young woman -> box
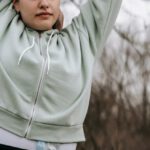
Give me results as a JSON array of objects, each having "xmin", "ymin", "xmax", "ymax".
[{"xmin": 0, "ymin": 0, "xmax": 122, "ymax": 149}]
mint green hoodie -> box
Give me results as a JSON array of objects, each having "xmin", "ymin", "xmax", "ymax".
[{"xmin": 0, "ymin": 0, "xmax": 122, "ymax": 143}]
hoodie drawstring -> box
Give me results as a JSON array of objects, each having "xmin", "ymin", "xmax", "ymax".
[
  {"xmin": 17, "ymin": 37, "xmax": 35, "ymax": 65},
  {"xmin": 17, "ymin": 31, "xmax": 55, "ymax": 75}
]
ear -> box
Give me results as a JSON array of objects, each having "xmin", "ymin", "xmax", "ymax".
[{"xmin": 13, "ymin": 0, "xmax": 20, "ymax": 12}]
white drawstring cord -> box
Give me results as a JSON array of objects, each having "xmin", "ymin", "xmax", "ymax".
[
  {"xmin": 17, "ymin": 37, "xmax": 35, "ymax": 65},
  {"xmin": 17, "ymin": 31, "xmax": 55, "ymax": 75}
]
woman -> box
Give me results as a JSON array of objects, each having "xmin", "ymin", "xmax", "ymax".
[{"xmin": 0, "ymin": 0, "xmax": 122, "ymax": 149}]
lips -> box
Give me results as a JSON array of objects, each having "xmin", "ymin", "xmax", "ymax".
[
  {"xmin": 36, "ymin": 12, "xmax": 52, "ymax": 19},
  {"xmin": 36, "ymin": 12, "xmax": 52, "ymax": 16}
]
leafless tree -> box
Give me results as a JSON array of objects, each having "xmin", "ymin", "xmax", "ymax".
[{"xmin": 61, "ymin": 1, "xmax": 150, "ymax": 149}]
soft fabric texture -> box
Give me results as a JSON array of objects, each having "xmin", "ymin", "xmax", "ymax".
[
  {"xmin": 0, "ymin": 0, "xmax": 122, "ymax": 143},
  {"xmin": 0, "ymin": 128, "xmax": 77, "ymax": 150}
]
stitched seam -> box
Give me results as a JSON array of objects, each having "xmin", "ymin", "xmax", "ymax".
[
  {"xmin": 102, "ymin": 0, "xmax": 113, "ymax": 38},
  {"xmin": 33, "ymin": 121, "xmax": 83, "ymax": 127}
]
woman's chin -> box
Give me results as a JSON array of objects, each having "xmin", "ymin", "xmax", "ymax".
[
  {"xmin": 28, "ymin": 23, "xmax": 52, "ymax": 31},
  {"xmin": 30, "ymin": 24, "xmax": 52, "ymax": 31}
]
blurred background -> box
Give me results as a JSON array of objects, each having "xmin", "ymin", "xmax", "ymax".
[{"xmin": 61, "ymin": 0, "xmax": 150, "ymax": 150}]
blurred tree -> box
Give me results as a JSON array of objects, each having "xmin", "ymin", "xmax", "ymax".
[{"xmin": 60, "ymin": 0, "xmax": 150, "ymax": 150}]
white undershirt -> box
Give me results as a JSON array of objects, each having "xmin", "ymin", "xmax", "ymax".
[{"xmin": 0, "ymin": 128, "xmax": 77, "ymax": 150}]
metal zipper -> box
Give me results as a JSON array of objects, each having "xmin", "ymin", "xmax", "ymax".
[{"xmin": 24, "ymin": 34, "xmax": 48, "ymax": 137}]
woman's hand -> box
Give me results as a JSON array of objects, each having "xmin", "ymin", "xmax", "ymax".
[{"xmin": 53, "ymin": 10, "xmax": 64, "ymax": 31}]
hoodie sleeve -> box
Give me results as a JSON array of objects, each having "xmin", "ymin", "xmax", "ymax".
[
  {"xmin": 0, "ymin": 0, "xmax": 16, "ymax": 39},
  {"xmin": 62, "ymin": 0, "xmax": 122, "ymax": 58}
]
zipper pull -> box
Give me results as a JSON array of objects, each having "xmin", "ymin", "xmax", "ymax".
[{"xmin": 39, "ymin": 33, "xmax": 42, "ymax": 56}]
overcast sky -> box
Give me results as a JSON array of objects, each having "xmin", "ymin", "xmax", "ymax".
[
  {"xmin": 120, "ymin": 0, "xmax": 150, "ymax": 21},
  {"xmin": 117, "ymin": 0, "xmax": 150, "ymax": 30}
]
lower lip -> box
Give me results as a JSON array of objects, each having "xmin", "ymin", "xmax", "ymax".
[{"xmin": 36, "ymin": 14, "xmax": 50, "ymax": 19}]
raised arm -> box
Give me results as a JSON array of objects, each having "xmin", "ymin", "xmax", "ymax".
[
  {"xmin": 62, "ymin": 0, "xmax": 122, "ymax": 57},
  {"xmin": 0, "ymin": 0, "xmax": 16, "ymax": 39}
]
